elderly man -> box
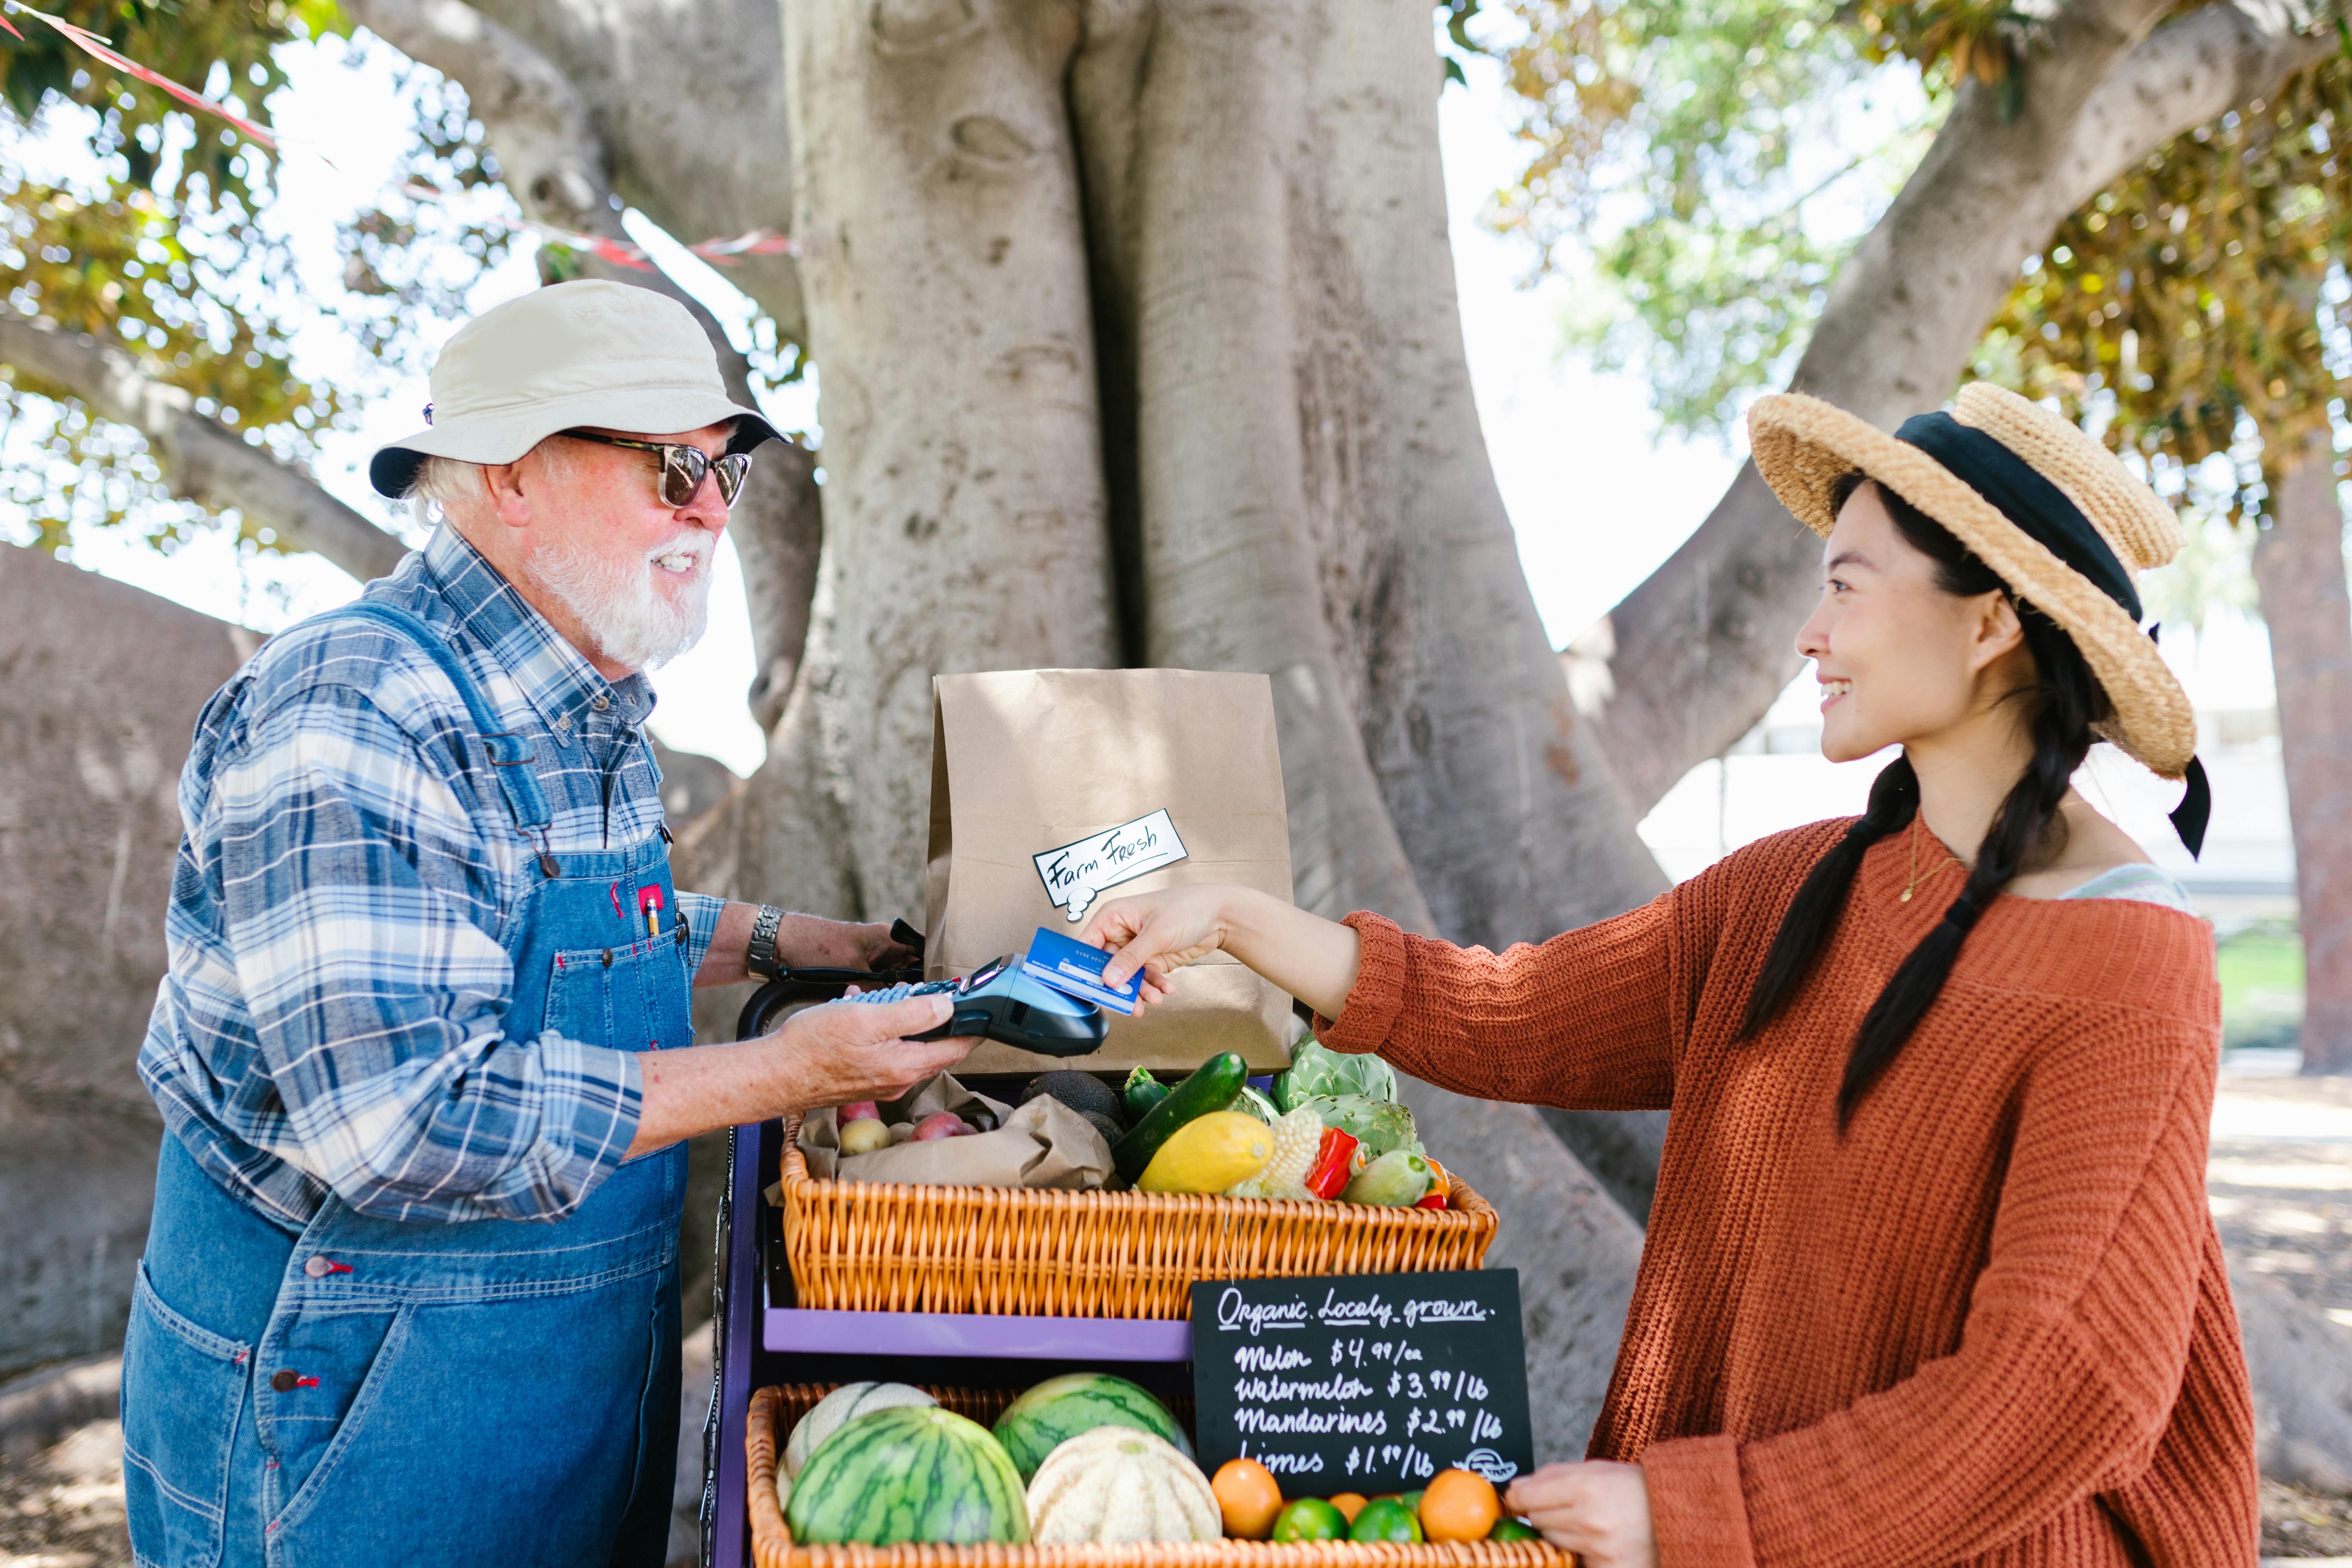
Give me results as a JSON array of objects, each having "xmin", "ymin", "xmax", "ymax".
[{"xmin": 124, "ymin": 281, "xmax": 970, "ymax": 1568}]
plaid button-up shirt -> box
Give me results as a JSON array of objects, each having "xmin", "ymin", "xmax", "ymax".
[{"xmin": 139, "ymin": 526, "xmax": 726, "ymax": 1227}]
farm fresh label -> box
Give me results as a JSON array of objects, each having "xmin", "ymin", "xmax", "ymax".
[
  {"xmin": 1187, "ymin": 1271, "xmax": 1534, "ymax": 1495},
  {"xmin": 1031, "ymin": 809, "xmax": 1188, "ymax": 922}
]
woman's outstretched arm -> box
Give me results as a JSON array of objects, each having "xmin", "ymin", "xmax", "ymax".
[
  {"xmin": 1084, "ymin": 882, "xmax": 1682, "ymax": 1113},
  {"xmin": 1087, "ymin": 884, "xmax": 1363, "ymax": 1018}
]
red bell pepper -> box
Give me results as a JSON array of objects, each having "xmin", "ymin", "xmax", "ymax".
[
  {"xmin": 1415, "ymin": 1156, "xmax": 1451, "ymax": 1210},
  {"xmin": 1304, "ymin": 1127, "xmax": 1359, "ymax": 1200}
]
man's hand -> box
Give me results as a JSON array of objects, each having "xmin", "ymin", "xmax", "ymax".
[
  {"xmin": 762, "ymin": 993, "xmax": 969, "ymax": 1108},
  {"xmin": 786, "ymin": 918, "xmax": 917, "ymax": 973},
  {"xmin": 696, "ymin": 904, "xmax": 919, "ymax": 988},
  {"xmin": 1502, "ymin": 1462, "xmax": 1656, "ymax": 1568},
  {"xmin": 625, "ymin": 992, "xmax": 970, "ymax": 1156}
]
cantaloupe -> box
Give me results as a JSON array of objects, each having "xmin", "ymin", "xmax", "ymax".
[
  {"xmin": 1025, "ymin": 1427, "xmax": 1221, "ymax": 1544},
  {"xmin": 782, "ymin": 1381, "xmax": 937, "ymax": 1478}
]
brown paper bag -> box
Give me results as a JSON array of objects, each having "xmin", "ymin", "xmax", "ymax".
[
  {"xmin": 795, "ymin": 1077, "xmax": 1113, "ymax": 1189},
  {"xmin": 926, "ymin": 669, "xmax": 1295, "ymax": 1075}
]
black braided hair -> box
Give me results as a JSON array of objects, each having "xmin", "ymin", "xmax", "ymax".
[{"xmin": 1737, "ymin": 475, "xmax": 2114, "ymax": 1128}]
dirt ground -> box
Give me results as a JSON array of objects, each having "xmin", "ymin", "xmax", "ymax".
[
  {"xmin": 5, "ymin": 1068, "xmax": 2347, "ymax": 1565},
  {"xmin": 0, "ymin": 1420, "xmax": 126, "ymax": 1568},
  {"xmin": 2266, "ymin": 1478, "xmax": 2352, "ymax": 1557}
]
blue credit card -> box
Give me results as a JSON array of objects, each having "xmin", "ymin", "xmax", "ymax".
[{"xmin": 1022, "ymin": 926, "xmax": 1142, "ymax": 1015}]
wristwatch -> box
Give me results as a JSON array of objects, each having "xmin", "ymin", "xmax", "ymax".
[{"xmin": 744, "ymin": 904, "xmax": 786, "ymax": 980}]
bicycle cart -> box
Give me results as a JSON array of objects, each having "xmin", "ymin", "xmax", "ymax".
[{"xmin": 696, "ymin": 936, "xmax": 1507, "ymax": 1568}]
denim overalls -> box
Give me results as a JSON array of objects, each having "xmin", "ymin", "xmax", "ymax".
[{"xmin": 123, "ymin": 602, "xmax": 693, "ymax": 1568}]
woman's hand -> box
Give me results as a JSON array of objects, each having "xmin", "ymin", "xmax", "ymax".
[
  {"xmin": 1503, "ymin": 1462, "xmax": 1656, "ymax": 1568},
  {"xmin": 1079, "ymin": 885, "xmax": 1236, "ymax": 1002},
  {"xmin": 1078, "ymin": 884, "xmax": 1364, "ymax": 1021}
]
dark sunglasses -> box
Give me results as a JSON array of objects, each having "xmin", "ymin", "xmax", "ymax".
[{"xmin": 559, "ymin": 429, "xmax": 752, "ymax": 507}]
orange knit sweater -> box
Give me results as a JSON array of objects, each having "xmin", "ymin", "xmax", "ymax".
[{"xmin": 1317, "ymin": 820, "xmax": 2257, "ymax": 1568}]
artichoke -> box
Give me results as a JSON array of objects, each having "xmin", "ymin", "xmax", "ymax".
[
  {"xmin": 1233, "ymin": 1084, "xmax": 1280, "ymax": 1123},
  {"xmin": 1341, "ymin": 1148, "xmax": 1433, "ymax": 1207},
  {"xmin": 1295, "ymin": 1094, "xmax": 1417, "ymax": 1160},
  {"xmin": 1274, "ymin": 1039, "xmax": 1397, "ymax": 1110}
]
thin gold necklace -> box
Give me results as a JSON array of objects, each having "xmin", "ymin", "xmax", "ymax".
[{"xmin": 1902, "ymin": 815, "xmax": 1965, "ymax": 903}]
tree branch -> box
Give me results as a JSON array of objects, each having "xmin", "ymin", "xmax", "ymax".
[
  {"xmin": 345, "ymin": 0, "xmax": 824, "ymax": 726},
  {"xmin": 1593, "ymin": 0, "xmax": 2339, "ymax": 813},
  {"xmin": 0, "ymin": 316, "xmax": 408, "ymax": 582}
]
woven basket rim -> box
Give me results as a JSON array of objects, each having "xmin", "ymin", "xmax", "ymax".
[
  {"xmin": 746, "ymin": 1386, "xmax": 1572, "ymax": 1568},
  {"xmin": 779, "ymin": 1113, "xmax": 1500, "ymax": 1229}
]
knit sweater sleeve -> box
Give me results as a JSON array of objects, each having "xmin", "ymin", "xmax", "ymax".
[
  {"xmin": 1638, "ymin": 1010, "xmax": 2219, "ymax": 1568},
  {"xmin": 1311, "ymin": 890, "xmax": 1688, "ymax": 1113}
]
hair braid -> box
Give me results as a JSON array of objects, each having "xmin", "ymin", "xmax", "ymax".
[
  {"xmin": 1740, "ymin": 475, "xmax": 2114, "ymax": 1130},
  {"xmin": 1738, "ymin": 756, "xmax": 1920, "ymax": 1039},
  {"xmin": 1834, "ymin": 618, "xmax": 2094, "ymax": 1124}
]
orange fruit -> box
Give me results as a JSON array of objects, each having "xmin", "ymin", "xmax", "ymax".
[
  {"xmin": 1212, "ymin": 1457, "xmax": 1284, "ymax": 1539},
  {"xmin": 1424, "ymin": 1158, "xmax": 1452, "ymax": 1198},
  {"xmin": 1418, "ymin": 1469, "xmax": 1502, "ymax": 1543},
  {"xmin": 1328, "ymin": 1492, "xmax": 1369, "ymax": 1524}
]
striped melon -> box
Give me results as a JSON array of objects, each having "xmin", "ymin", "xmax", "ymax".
[
  {"xmin": 782, "ymin": 1381, "xmax": 936, "ymax": 1478},
  {"xmin": 784, "ymin": 1405, "xmax": 1030, "ymax": 1546},
  {"xmin": 992, "ymin": 1373, "xmax": 1192, "ymax": 1482},
  {"xmin": 1026, "ymin": 1426, "xmax": 1221, "ymax": 1544}
]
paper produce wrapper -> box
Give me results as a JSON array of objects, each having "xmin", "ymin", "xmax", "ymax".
[
  {"xmin": 795, "ymin": 1076, "xmax": 1113, "ymax": 1189},
  {"xmin": 925, "ymin": 669, "xmax": 1296, "ymax": 1074}
]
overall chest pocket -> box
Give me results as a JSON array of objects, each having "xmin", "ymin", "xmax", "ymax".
[{"xmin": 543, "ymin": 938, "xmax": 690, "ymax": 1053}]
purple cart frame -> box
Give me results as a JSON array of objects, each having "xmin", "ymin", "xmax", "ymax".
[{"xmin": 704, "ymin": 1119, "xmax": 1196, "ymax": 1568}]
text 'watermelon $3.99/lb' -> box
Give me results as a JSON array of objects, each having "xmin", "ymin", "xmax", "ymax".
[{"xmin": 783, "ymin": 1405, "xmax": 1030, "ymax": 1546}]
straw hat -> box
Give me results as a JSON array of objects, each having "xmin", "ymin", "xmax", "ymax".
[
  {"xmin": 368, "ymin": 280, "xmax": 778, "ymax": 499},
  {"xmin": 1748, "ymin": 383, "xmax": 2196, "ymax": 781}
]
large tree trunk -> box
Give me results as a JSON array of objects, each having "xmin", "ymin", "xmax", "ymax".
[
  {"xmin": 468, "ymin": 0, "xmax": 808, "ymax": 343},
  {"xmin": 1592, "ymin": 1, "xmax": 2342, "ymax": 815},
  {"xmin": 2256, "ymin": 430, "xmax": 2352, "ymax": 1076},
  {"xmin": 701, "ymin": 0, "xmax": 1652, "ymax": 1444}
]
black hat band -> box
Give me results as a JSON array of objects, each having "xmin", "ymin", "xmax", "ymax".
[{"xmin": 1893, "ymin": 412, "xmax": 2142, "ymax": 622}]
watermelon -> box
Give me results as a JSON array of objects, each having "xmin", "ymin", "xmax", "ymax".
[
  {"xmin": 991, "ymin": 1373, "xmax": 1192, "ymax": 1482},
  {"xmin": 782, "ymin": 1381, "xmax": 937, "ymax": 1478},
  {"xmin": 784, "ymin": 1405, "xmax": 1030, "ymax": 1546}
]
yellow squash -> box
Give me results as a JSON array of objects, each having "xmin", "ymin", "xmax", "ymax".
[{"xmin": 1136, "ymin": 1111, "xmax": 1272, "ymax": 1194}]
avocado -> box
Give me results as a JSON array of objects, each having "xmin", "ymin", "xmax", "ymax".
[{"xmin": 1019, "ymin": 1070, "xmax": 1123, "ymax": 1124}]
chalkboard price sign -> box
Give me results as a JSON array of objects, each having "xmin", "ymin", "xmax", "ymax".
[{"xmin": 1188, "ymin": 1271, "xmax": 1534, "ymax": 1496}]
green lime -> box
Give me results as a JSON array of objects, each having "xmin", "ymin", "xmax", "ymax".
[
  {"xmin": 1489, "ymin": 1517, "xmax": 1541, "ymax": 1543},
  {"xmin": 1398, "ymin": 1490, "xmax": 1424, "ymax": 1517},
  {"xmin": 1271, "ymin": 1499, "xmax": 1349, "ymax": 1542},
  {"xmin": 1349, "ymin": 1497, "xmax": 1424, "ymax": 1544}
]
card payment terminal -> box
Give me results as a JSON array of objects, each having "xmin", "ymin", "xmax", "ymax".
[{"xmin": 839, "ymin": 951, "xmax": 1107, "ymax": 1056}]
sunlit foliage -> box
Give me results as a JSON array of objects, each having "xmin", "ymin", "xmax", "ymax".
[{"xmin": 1978, "ymin": 55, "xmax": 2351, "ymax": 521}]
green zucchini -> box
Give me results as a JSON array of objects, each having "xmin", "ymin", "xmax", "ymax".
[
  {"xmin": 1110, "ymin": 1052, "xmax": 1247, "ymax": 1182},
  {"xmin": 1120, "ymin": 1066, "xmax": 1169, "ymax": 1124}
]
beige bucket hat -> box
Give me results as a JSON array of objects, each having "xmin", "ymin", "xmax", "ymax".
[
  {"xmin": 1748, "ymin": 383, "xmax": 2209, "ymax": 850},
  {"xmin": 368, "ymin": 279, "xmax": 778, "ymax": 499}
]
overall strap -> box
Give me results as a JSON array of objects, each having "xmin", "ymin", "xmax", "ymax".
[{"xmin": 320, "ymin": 600, "xmax": 556, "ymax": 840}]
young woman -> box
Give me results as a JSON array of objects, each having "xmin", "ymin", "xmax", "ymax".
[{"xmin": 1081, "ymin": 384, "xmax": 2256, "ymax": 1567}]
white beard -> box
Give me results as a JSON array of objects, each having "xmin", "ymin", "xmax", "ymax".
[{"xmin": 533, "ymin": 527, "xmax": 712, "ymax": 672}]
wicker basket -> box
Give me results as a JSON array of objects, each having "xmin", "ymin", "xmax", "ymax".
[
  {"xmin": 747, "ymin": 1386, "xmax": 1571, "ymax": 1568},
  {"xmin": 777, "ymin": 1116, "xmax": 1499, "ymax": 1318}
]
